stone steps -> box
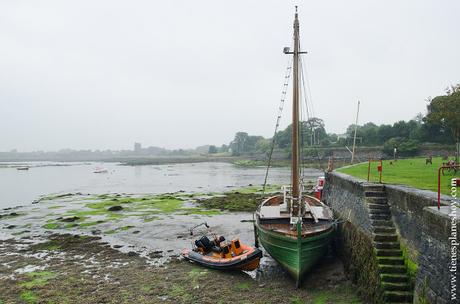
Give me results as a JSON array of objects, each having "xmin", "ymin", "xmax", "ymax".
[
  {"xmin": 377, "ymin": 256, "xmax": 405, "ymax": 265},
  {"xmin": 376, "ymin": 249, "xmax": 402, "ymax": 257},
  {"xmin": 374, "ymin": 233, "xmax": 398, "ymax": 242},
  {"xmin": 369, "ymin": 208, "xmax": 391, "ymax": 215},
  {"xmin": 364, "ymin": 184, "xmax": 385, "ymax": 190},
  {"xmin": 374, "ymin": 242, "xmax": 400, "ymax": 249},
  {"xmin": 373, "ymin": 226, "xmax": 396, "ymax": 234},
  {"xmin": 384, "ymin": 291, "xmax": 413, "ymax": 303},
  {"xmin": 366, "ymin": 197, "xmax": 388, "ymax": 205},
  {"xmin": 369, "ymin": 213, "xmax": 391, "ymax": 220},
  {"xmin": 371, "ymin": 219, "xmax": 394, "ymax": 227},
  {"xmin": 379, "ymin": 264, "xmax": 407, "ymax": 274},
  {"xmin": 364, "ymin": 184, "xmax": 413, "ymax": 303},
  {"xmin": 382, "ymin": 282, "xmax": 411, "ymax": 291},
  {"xmin": 368, "ymin": 203, "xmax": 390, "ymax": 211},
  {"xmin": 365, "ymin": 191, "xmax": 386, "ymax": 198},
  {"xmin": 380, "ymin": 274, "xmax": 408, "ymax": 283}
]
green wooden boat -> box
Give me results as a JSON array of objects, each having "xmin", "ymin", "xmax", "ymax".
[
  {"xmin": 255, "ymin": 194, "xmax": 334, "ymax": 287},
  {"xmin": 254, "ymin": 7, "xmax": 334, "ymax": 287}
]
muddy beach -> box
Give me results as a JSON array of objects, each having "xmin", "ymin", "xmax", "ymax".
[{"xmin": 0, "ymin": 186, "xmax": 362, "ymax": 304}]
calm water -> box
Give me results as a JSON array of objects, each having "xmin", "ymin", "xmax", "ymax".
[{"xmin": 0, "ymin": 162, "xmax": 322, "ymax": 209}]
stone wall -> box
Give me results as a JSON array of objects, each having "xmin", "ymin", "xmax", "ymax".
[
  {"xmin": 323, "ymin": 172, "xmax": 382, "ymax": 303},
  {"xmin": 384, "ymin": 184, "xmax": 457, "ymax": 303},
  {"xmin": 323, "ymin": 171, "xmax": 459, "ymax": 304}
]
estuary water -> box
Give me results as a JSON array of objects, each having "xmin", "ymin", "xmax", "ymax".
[{"xmin": 0, "ymin": 161, "xmax": 322, "ymax": 209}]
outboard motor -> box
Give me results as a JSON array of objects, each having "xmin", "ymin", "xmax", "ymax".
[{"xmin": 195, "ymin": 236, "xmax": 213, "ymax": 253}]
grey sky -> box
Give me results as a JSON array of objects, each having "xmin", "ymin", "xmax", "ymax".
[{"xmin": 1, "ymin": 0, "xmax": 459, "ymax": 151}]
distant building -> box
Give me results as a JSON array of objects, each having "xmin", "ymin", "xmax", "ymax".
[{"xmin": 134, "ymin": 142, "xmax": 141, "ymax": 153}]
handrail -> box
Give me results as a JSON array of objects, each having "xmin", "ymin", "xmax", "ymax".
[{"xmin": 437, "ymin": 164, "xmax": 460, "ymax": 210}]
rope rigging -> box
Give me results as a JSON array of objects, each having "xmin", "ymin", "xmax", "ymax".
[
  {"xmin": 262, "ymin": 57, "xmax": 293, "ymax": 193},
  {"xmin": 262, "ymin": 42, "xmax": 324, "ymax": 193},
  {"xmin": 300, "ymin": 56, "xmax": 324, "ymax": 173}
]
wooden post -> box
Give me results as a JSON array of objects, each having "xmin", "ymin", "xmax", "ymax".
[{"xmin": 351, "ymin": 101, "xmax": 360, "ymax": 164}]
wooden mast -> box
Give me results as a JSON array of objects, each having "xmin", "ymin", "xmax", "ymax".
[{"xmin": 291, "ymin": 7, "xmax": 300, "ymax": 203}]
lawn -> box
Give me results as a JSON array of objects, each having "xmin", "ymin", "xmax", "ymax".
[{"xmin": 337, "ymin": 157, "xmax": 459, "ymax": 195}]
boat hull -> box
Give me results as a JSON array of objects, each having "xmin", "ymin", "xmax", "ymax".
[
  {"xmin": 182, "ymin": 246, "xmax": 262, "ymax": 271},
  {"xmin": 255, "ymin": 221, "xmax": 333, "ymax": 286}
]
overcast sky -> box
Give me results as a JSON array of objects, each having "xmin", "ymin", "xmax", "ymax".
[{"xmin": 1, "ymin": 0, "xmax": 459, "ymax": 151}]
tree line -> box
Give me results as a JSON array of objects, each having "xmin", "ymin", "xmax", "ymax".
[{"xmin": 209, "ymin": 84, "xmax": 460, "ymax": 158}]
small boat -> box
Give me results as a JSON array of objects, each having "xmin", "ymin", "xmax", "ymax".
[
  {"xmin": 17, "ymin": 166, "xmax": 30, "ymax": 171},
  {"xmin": 93, "ymin": 167, "xmax": 108, "ymax": 174},
  {"xmin": 254, "ymin": 7, "xmax": 334, "ymax": 287},
  {"xmin": 182, "ymin": 223, "xmax": 262, "ymax": 271}
]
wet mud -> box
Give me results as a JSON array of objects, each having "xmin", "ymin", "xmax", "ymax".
[{"xmin": 0, "ymin": 186, "xmax": 362, "ymax": 304}]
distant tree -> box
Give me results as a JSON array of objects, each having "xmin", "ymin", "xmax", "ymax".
[
  {"xmin": 425, "ymin": 85, "xmax": 460, "ymax": 162},
  {"xmin": 230, "ymin": 132, "xmax": 249, "ymax": 155},
  {"xmin": 208, "ymin": 145, "xmax": 218, "ymax": 154},
  {"xmin": 255, "ymin": 138, "xmax": 271, "ymax": 155},
  {"xmin": 274, "ymin": 125, "xmax": 292, "ymax": 149},
  {"xmin": 219, "ymin": 144, "xmax": 229, "ymax": 153},
  {"xmin": 276, "ymin": 118, "xmax": 327, "ymax": 149},
  {"xmin": 229, "ymin": 132, "xmax": 265, "ymax": 155},
  {"xmin": 305, "ymin": 118, "xmax": 327, "ymax": 146},
  {"xmin": 361, "ymin": 122, "xmax": 379, "ymax": 145},
  {"xmin": 377, "ymin": 124, "xmax": 394, "ymax": 144},
  {"xmin": 245, "ymin": 135, "xmax": 264, "ymax": 152},
  {"xmin": 383, "ymin": 137, "xmax": 420, "ymax": 157}
]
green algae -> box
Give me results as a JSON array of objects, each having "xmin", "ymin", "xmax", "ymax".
[
  {"xmin": 230, "ymin": 184, "xmax": 280, "ymax": 194},
  {"xmin": 40, "ymin": 193, "xmax": 74, "ymax": 201},
  {"xmin": 78, "ymin": 221, "xmax": 105, "ymax": 228},
  {"xmin": 0, "ymin": 212, "xmax": 24, "ymax": 220},
  {"xmin": 47, "ymin": 205, "xmax": 64, "ymax": 209},
  {"xmin": 104, "ymin": 225, "xmax": 135, "ymax": 234},
  {"xmin": 148, "ymin": 198, "xmax": 183, "ymax": 212},
  {"xmin": 20, "ymin": 271, "xmax": 57, "ymax": 289},
  {"xmin": 197, "ymin": 192, "xmax": 264, "ymax": 212},
  {"xmin": 142, "ymin": 216, "xmax": 158, "ymax": 222},
  {"xmin": 31, "ymin": 240, "xmax": 61, "ymax": 251},
  {"xmin": 35, "ymin": 186, "xmax": 280, "ymax": 235},
  {"xmin": 177, "ymin": 208, "xmax": 221, "ymax": 215},
  {"xmin": 43, "ymin": 223, "xmax": 60, "ymax": 229}
]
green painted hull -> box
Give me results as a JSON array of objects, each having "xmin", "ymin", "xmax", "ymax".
[{"xmin": 255, "ymin": 221, "xmax": 333, "ymax": 286}]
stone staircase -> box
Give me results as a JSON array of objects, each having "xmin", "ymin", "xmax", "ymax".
[{"xmin": 364, "ymin": 185, "xmax": 414, "ymax": 304}]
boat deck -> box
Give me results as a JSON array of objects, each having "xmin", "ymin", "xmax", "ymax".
[{"xmin": 256, "ymin": 194, "xmax": 334, "ymax": 237}]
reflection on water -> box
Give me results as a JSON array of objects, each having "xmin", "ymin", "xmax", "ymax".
[{"xmin": 0, "ymin": 162, "xmax": 322, "ymax": 209}]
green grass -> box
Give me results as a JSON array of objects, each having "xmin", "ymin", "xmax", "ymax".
[
  {"xmin": 309, "ymin": 287, "xmax": 362, "ymax": 304},
  {"xmin": 234, "ymin": 282, "xmax": 251, "ymax": 291},
  {"xmin": 338, "ymin": 157, "xmax": 459, "ymax": 195}
]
